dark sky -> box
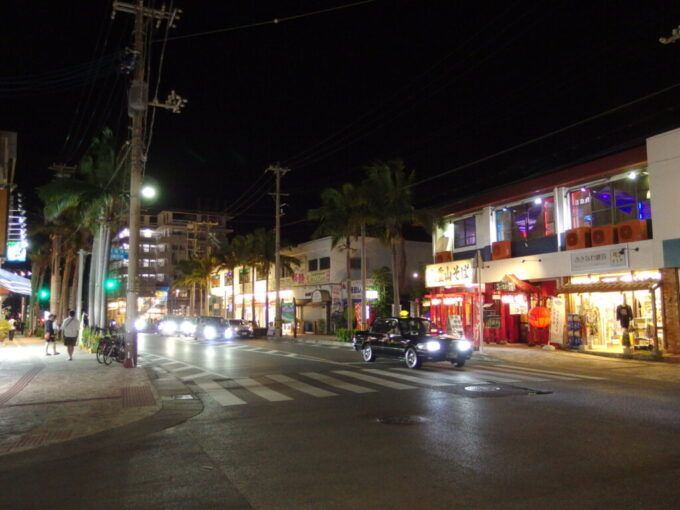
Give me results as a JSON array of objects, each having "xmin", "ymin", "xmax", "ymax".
[{"xmin": 3, "ymin": 1, "xmax": 680, "ymax": 242}]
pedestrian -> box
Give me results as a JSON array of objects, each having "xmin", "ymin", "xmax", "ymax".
[
  {"xmin": 61, "ymin": 310, "xmax": 79, "ymax": 360},
  {"xmin": 8, "ymin": 316, "xmax": 16, "ymax": 341},
  {"xmin": 45, "ymin": 314, "xmax": 59, "ymax": 356}
]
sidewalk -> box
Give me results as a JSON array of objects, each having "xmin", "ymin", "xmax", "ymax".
[{"xmin": 0, "ymin": 336, "xmax": 198, "ymax": 461}]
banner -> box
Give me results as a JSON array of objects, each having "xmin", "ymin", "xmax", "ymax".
[{"xmin": 549, "ymin": 297, "xmax": 566, "ymax": 344}]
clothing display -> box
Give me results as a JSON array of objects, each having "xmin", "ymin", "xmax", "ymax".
[{"xmin": 616, "ymin": 304, "xmax": 633, "ymax": 328}]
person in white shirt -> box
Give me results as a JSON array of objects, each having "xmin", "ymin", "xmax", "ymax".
[
  {"xmin": 61, "ymin": 310, "xmax": 80, "ymax": 361},
  {"xmin": 8, "ymin": 317, "xmax": 16, "ymax": 340}
]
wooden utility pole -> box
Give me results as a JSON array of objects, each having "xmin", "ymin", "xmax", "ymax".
[
  {"xmin": 113, "ymin": 0, "xmax": 181, "ymax": 367},
  {"xmin": 266, "ymin": 164, "xmax": 289, "ymax": 336}
]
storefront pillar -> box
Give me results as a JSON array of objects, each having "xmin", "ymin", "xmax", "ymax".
[{"xmin": 660, "ymin": 268, "xmax": 680, "ymax": 354}]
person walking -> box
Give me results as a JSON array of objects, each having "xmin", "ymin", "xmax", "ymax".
[
  {"xmin": 45, "ymin": 314, "xmax": 59, "ymax": 356},
  {"xmin": 61, "ymin": 310, "xmax": 79, "ymax": 361},
  {"xmin": 8, "ymin": 316, "xmax": 16, "ymax": 341}
]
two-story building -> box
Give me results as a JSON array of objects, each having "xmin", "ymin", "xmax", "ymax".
[
  {"xmin": 210, "ymin": 236, "xmax": 432, "ymax": 335},
  {"xmin": 426, "ymin": 127, "xmax": 680, "ymax": 355}
]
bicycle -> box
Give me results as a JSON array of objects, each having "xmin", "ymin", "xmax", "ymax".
[
  {"xmin": 96, "ymin": 337, "xmax": 111, "ymax": 364},
  {"xmin": 103, "ymin": 335, "xmax": 127, "ymax": 365}
]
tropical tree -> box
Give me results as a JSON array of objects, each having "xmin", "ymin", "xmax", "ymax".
[
  {"xmin": 37, "ymin": 127, "xmax": 127, "ymax": 327},
  {"xmin": 363, "ymin": 159, "xmax": 436, "ymax": 313},
  {"xmin": 173, "ymin": 255, "xmax": 220, "ymax": 316},
  {"xmin": 216, "ymin": 237, "xmax": 242, "ymax": 318},
  {"xmin": 247, "ymin": 228, "xmax": 299, "ymax": 328},
  {"xmin": 27, "ymin": 244, "xmax": 50, "ymax": 334},
  {"xmin": 307, "ymin": 183, "xmax": 362, "ymax": 330}
]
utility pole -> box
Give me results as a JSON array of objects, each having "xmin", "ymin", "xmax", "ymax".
[
  {"xmin": 113, "ymin": 0, "xmax": 182, "ymax": 367},
  {"xmin": 266, "ymin": 164, "xmax": 289, "ymax": 337}
]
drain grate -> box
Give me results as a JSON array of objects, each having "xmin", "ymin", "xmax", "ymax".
[{"xmin": 376, "ymin": 415, "xmax": 429, "ymax": 425}]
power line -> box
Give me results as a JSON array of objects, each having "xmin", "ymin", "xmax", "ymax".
[
  {"xmin": 162, "ymin": 0, "xmax": 377, "ymax": 43},
  {"xmin": 409, "ymin": 80, "xmax": 680, "ymax": 189}
]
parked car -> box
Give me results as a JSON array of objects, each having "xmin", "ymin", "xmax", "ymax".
[
  {"xmin": 352, "ymin": 316, "xmax": 473, "ymax": 369},
  {"xmin": 224, "ymin": 319, "xmax": 255, "ymax": 339}
]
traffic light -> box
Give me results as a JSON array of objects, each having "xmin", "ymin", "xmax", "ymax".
[
  {"xmin": 105, "ymin": 278, "xmax": 118, "ymax": 291},
  {"xmin": 38, "ymin": 288, "xmax": 49, "ymax": 300}
]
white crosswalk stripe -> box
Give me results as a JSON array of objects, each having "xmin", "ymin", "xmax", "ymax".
[
  {"xmin": 232, "ymin": 377, "xmax": 292, "ymax": 401},
  {"xmin": 196, "ymin": 380, "xmax": 246, "ymax": 406},
  {"xmin": 266, "ymin": 374, "xmax": 337, "ymax": 397},
  {"xmin": 392, "ymin": 367, "xmax": 491, "ymax": 384},
  {"xmin": 302, "ymin": 372, "xmax": 376, "ymax": 394},
  {"xmin": 333, "ymin": 370, "xmax": 415, "ymax": 390},
  {"xmin": 489, "ymin": 364, "xmax": 606, "ymax": 380},
  {"xmin": 471, "ymin": 366, "xmax": 549, "ymax": 382},
  {"xmin": 362, "ymin": 369, "xmax": 453, "ymax": 387}
]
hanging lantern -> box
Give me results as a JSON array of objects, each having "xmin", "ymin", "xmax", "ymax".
[{"xmin": 528, "ymin": 306, "xmax": 551, "ymax": 328}]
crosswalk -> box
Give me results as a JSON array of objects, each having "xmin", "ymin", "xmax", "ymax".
[{"xmin": 140, "ymin": 351, "xmax": 605, "ymax": 408}]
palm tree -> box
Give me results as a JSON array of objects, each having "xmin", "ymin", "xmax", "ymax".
[
  {"xmin": 37, "ymin": 128, "xmax": 127, "ymax": 327},
  {"xmin": 308, "ymin": 183, "xmax": 362, "ymax": 330},
  {"xmin": 363, "ymin": 159, "xmax": 435, "ymax": 313},
  {"xmin": 216, "ymin": 237, "xmax": 242, "ymax": 318},
  {"xmin": 174, "ymin": 255, "xmax": 220, "ymax": 316},
  {"xmin": 27, "ymin": 244, "xmax": 50, "ymax": 334},
  {"xmin": 248, "ymin": 228, "xmax": 299, "ymax": 328}
]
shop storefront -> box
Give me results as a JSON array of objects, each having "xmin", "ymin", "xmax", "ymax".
[{"xmin": 556, "ymin": 271, "xmax": 662, "ymax": 351}]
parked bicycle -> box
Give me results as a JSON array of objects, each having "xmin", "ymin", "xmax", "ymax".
[{"xmin": 96, "ymin": 333, "xmax": 127, "ymax": 365}]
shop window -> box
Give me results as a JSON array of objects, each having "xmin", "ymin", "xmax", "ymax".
[
  {"xmin": 570, "ymin": 173, "xmax": 650, "ymax": 228},
  {"xmin": 319, "ymin": 257, "xmax": 331, "ymax": 270},
  {"xmin": 454, "ymin": 217, "xmax": 476, "ymax": 248},
  {"xmin": 495, "ymin": 197, "xmax": 555, "ymax": 242},
  {"xmin": 308, "ymin": 259, "xmax": 318, "ymax": 272}
]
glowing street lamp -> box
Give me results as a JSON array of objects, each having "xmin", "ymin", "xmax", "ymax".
[{"xmin": 141, "ymin": 184, "xmax": 157, "ymax": 200}]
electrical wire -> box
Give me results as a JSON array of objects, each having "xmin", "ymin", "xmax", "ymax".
[
  {"xmin": 161, "ymin": 0, "xmax": 377, "ymax": 43},
  {"xmin": 409, "ymin": 80, "xmax": 680, "ymax": 189},
  {"xmin": 223, "ymin": 172, "xmax": 273, "ymax": 213},
  {"xmin": 282, "ymin": 2, "xmax": 533, "ymax": 170}
]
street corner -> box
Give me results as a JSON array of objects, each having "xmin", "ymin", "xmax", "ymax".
[{"xmin": 0, "ymin": 344, "xmax": 163, "ymax": 461}]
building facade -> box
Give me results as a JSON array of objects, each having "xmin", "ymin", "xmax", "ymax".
[
  {"xmin": 107, "ymin": 208, "xmax": 231, "ymax": 324},
  {"xmin": 210, "ymin": 236, "xmax": 432, "ymax": 334},
  {"xmin": 427, "ymin": 127, "xmax": 680, "ymax": 355}
]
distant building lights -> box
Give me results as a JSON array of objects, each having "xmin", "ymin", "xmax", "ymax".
[{"xmin": 534, "ymin": 197, "xmax": 543, "ymax": 205}]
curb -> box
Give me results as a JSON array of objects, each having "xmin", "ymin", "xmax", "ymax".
[{"xmin": 0, "ymin": 365, "xmax": 203, "ymax": 472}]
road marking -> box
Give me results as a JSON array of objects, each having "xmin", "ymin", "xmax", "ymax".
[
  {"xmin": 232, "ymin": 377, "xmax": 292, "ymax": 401},
  {"xmin": 172, "ymin": 366, "xmax": 199, "ymax": 374},
  {"xmin": 333, "ymin": 370, "xmax": 415, "ymax": 390},
  {"xmin": 488, "ymin": 364, "xmax": 606, "ymax": 380},
  {"xmin": 472, "ymin": 366, "xmax": 548, "ymax": 382},
  {"xmin": 180, "ymin": 372, "xmax": 213, "ymax": 381},
  {"xmin": 265, "ymin": 350, "xmax": 279, "ymax": 354},
  {"xmin": 195, "ymin": 380, "xmax": 246, "ymax": 406},
  {"xmin": 302, "ymin": 372, "xmax": 376, "ymax": 394},
  {"xmin": 161, "ymin": 362, "xmax": 185, "ymax": 369},
  {"xmin": 266, "ymin": 374, "xmax": 337, "ymax": 397},
  {"xmin": 362, "ymin": 369, "xmax": 452, "ymax": 387},
  {"xmin": 392, "ymin": 368, "xmax": 489, "ymax": 384}
]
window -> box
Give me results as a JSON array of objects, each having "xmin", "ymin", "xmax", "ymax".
[
  {"xmin": 495, "ymin": 197, "xmax": 555, "ymax": 242},
  {"xmin": 454, "ymin": 217, "xmax": 476, "ymax": 248},
  {"xmin": 308, "ymin": 259, "xmax": 318, "ymax": 271},
  {"xmin": 281, "ymin": 266, "xmax": 294, "ymax": 278},
  {"xmin": 319, "ymin": 257, "xmax": 331, "ymax": 270},
  {"xmin": 350, "ymin": 257, "xmax": 361, "ymax": 270},
  {"xmin": 239, "ymin": 269, "xmax": 250, "ymax": 283},
  {"xmin": 570, "ymin": 173, "xmax": 650, "ymax": 228}
]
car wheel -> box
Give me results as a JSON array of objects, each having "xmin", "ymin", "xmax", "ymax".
[
  {"xmin": 362, "ymin": 344, "xmax": 376, "ymax": 362},
  {"xmin": 453, "ymin": 358, "xmax": 466, "ymax": 368},
  {"xmin": 405, "ymin": 347, "xmax": 421, "ymax": 369}
]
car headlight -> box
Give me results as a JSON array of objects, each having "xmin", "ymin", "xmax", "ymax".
[
  {"xmin": 180, "ymin": 320, "xmax": 194, "ymax": 334},
  {"xmin": 134, "ymin": 318, "xmax": 147, "ymax": 332},
  {"xmin": 224, "ymin": 327, "xmax": 233, "ymax": 339},
  {"xmin": 424, "ymin": 340, "xmax": 441, "ymax": 352},
  {"xmin": 203, "ymin": 325, "xmax": 217, "ymax": 340},
  {"xmin": 163, "ymin": 321, "xmax": 178, "ymax": 335},
  {"xmin": 456, "ymin": 339, "xmax": 472, "ymax": 351}
]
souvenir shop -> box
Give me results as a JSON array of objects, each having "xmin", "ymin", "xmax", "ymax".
[{"xmin": 556, "ymin": 271, "xmax": 663, "ymax": 351}]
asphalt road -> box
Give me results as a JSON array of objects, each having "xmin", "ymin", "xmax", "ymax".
[{"xmin": 2, "ymin": 333, "xmax": 680, "ymax": 510}]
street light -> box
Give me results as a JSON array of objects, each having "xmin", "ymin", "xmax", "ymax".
[{"xmin": 141, "ymin": 184, "xmax": 157, "ymax": 200}]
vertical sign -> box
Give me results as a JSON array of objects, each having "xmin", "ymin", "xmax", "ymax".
[{"xmin": 549, "ymin": 297, "xmax": 566, "ymax": 344}]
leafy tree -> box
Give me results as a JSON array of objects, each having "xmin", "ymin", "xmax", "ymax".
[
  {"xmin": 174, "ymin": 255, "xmax": 220, "ymax": 316},
  {"xmin": 308, "ymin": 183, "xmax": 362, "ymax": 330},
  {"xmin": 370, "ymin": 266, "xmax": 393, "ymax": 318}
]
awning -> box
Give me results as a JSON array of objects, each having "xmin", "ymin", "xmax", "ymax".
[
  {"xmin": 0, "ymin": 268, "xmax": 31, "ymax": 296},
  {"xmin": 503, "ymin": 274, "xmax": 541, "ymax": 294},
  {"xmin": 557, "ymin": 279, "xmax": 660, "ymax": 294}
]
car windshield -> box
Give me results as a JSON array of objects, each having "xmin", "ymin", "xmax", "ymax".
[
  {"xmin": 228, "ymin": 319, "xmax": 247, "ymax": 326},
  {"xmin": 398, "ymin": 318, "xmax": 431, "ymax": 336},
  {"xmin": 370, "ymin": 319, "xmax": 399, "ymax": 335},
  {"xmin": 200, "ymin": 317, "xmax": 223, "ymax": 326}
]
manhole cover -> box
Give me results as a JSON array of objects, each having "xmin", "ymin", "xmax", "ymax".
[
  {"xmin": 376, "ymin": 416, "xmax": 428, "ymax": 425},
  {"xmin": 465, "ymin": 385, "xmax": 502, "ymax": 393}
]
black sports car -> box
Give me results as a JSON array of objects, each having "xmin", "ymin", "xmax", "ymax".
[{"xmin": 352, "ymin": 317, "xmax": 473, "ymax": 369}]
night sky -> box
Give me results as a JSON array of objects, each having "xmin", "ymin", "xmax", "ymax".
[{"xmin": 3, "ymin": 1, "xmax": 680, "ymax": 242}]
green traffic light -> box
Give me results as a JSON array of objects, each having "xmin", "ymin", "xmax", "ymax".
[
  {"xmin": 105, "ymin": 279, "xmax": 118, "ymax": 291},
  {"xmin": 39, "ymin": 289, "xmax": 50, "ymax": 300}
]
